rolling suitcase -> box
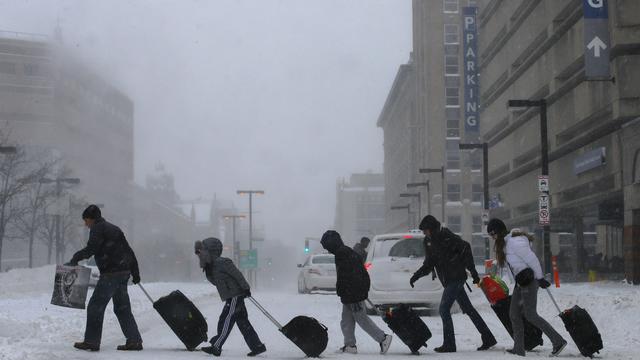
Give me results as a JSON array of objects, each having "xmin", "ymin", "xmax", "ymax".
[
  {"xmin": 249, "ymin": 297, "xmax": 328, "ymax": 357},
  {"xmin": 366, "ymin": 300, "xmax": 431, "ymax": 354},
  {"xmin": 492, "ymin": 296, "xmax": 544, "ymax": 351},
  {"xmin": 545, "ymin": 289, "xmax": 603, "ymax": 358},
  {"xmin": 138, "ymin": 284, "xmax": 208, "ymax": 351}
]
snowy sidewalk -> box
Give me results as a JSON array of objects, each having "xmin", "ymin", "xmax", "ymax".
[{"xmin": 1, "ymin": 265, "xmax": 639, "ymax": 359}]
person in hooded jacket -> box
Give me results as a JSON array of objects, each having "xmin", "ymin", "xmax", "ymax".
[
  {"xmin": 320, "ymin": 230, "xmax": 392, "ymax": 355},
  {"xmin": 65, "ymin": 205, "xmax": 142, "ymax": 352},
  {"xmin": 352, "ymin": 237, "xmax": 370, "ymax": 264},
  {"xmin": 487, "ymin": 218, "xmax": 567, "ymax": 357},
  {"xmin": 410, "ymin": 215, "xmax": 496, "ymax": 353},
  {"xmin": 195, "ymin": 237, "xmax": 266, "ymax": 357}
]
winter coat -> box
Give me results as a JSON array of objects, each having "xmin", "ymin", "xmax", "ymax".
[
  {"xmin": 200, "ymin": 238, "xmax": 250, "ymax": 301},
  {"xmin": 70, "ymin": 217, "xmax": 140, "ymax": 278},
  {"xmin": 321, "ymin": 231, "xmax": 370, "ymax": 304},
  {"xmin": 352, "ymin": 243, "xmax": 368, "ymax": 263},
  {"xmin": 413, "ymin": 227, "xmax": 478, "ymax": 287},
  {"xmin": 503, "ymin": 231, "xmax": 544, "ymax": 280}
]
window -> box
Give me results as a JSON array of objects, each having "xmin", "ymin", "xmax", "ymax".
[
  {"xmin": 469, "ymin": 151, "xmax": 482, "ymax": 170},
  {"xmin": 444, "ymin": 24, "xmax": 459, "ymax": 44},
  {"xmin": 445, "ymin": 55, "xmax": 459, "ymax": 75},
  {"xmin": 444, "ymin": 75, "xmax": 459, "ymax": 87},
  {"xmin": 312, "ymin": 255, "xmax": 335, "ymax": 264},
  {"xmin": 374, "ymin": 237, "xmax": 425, "ymax": 259},
  {"xmin": 0, "ymin": 61, "xmax": 16, "ymax": 74},
  {"xmin": 446, "ymin": 139, "xmax": 461, "ymax": 169},
  {"xmin": 447, "ymin": 216, "xmax": 462, "ymax": 233},
  {"xmin": 23, "ymin": 63, "xmax": 40, "ymax": 76},
  {"xmin": 447, "ymin": 183, "xmax": 461, "ymax": 202},
  {"xmin": 447, "ymin": 120, "xmax": 460, "ymax": 137},
  {"xmin": 444, "ymin": 44, "xmax": 459, "ymax": 55},
  {"xmin": 445, "ymin": 87, "xmax": 459, "ymax": 107},
  {"xmin": 443, "ymin": 0, "xmax": 459, "ymax": 13},
  {"xmin": 472, "ymin": 216, "xmax": 483, "ymax": 233},
  {"xmin": 472, "ymin": 183, "xmax": 483, "ymax": 203}
]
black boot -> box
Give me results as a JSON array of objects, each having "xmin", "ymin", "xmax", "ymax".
[
  {"xmin": 477, "ymin": 337, "xmax": 497, "ymax": 351},
  {"xmin": 247, "ymin": 344, "xmax": 266, "ymax": 357},
  {"xmin": 74, "ymin": 341, "xmax": 100, "ymax": 352},
  {"xmin": 201, "ymin": 346, "xmax": 221, "ymax": 356},
  {"xmin": 117, "ymin": 341, "xmax": 143, "ymax": 351},
  {"xmin": 434, "ymin": 345, "xmax": 456, "ymax": 353}
]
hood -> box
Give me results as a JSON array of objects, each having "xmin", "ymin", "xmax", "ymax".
[
  {"xmin": 197, "ymin": 237, "xmax": 222, "ymax": 268},
  {"xmin": 320, "ymin": 230, "xmax": 343, "ymax": 254}
]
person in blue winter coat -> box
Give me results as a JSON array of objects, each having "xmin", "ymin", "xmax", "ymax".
[
  {"xmin": 195, "ymin": 237, "xmax": 266, "ymax": 357},
  {"xmin": 487, "ymin": 218, "xmax": 567, "ymax": 357}
]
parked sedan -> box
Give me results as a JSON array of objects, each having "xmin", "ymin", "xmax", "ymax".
[
  {"xmin": 297, "ymin": 254, "xmax": 336, "ymax": 293},
  {"xmin": 365, "ymin": 230, "xmax": 444, "ymax": 314}
]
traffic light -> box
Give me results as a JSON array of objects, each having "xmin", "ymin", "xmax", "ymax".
[{"xmin": 304, "ymin": 239, "xmax": 310, "ymax": 253}]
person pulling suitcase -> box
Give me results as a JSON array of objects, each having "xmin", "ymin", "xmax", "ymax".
[
  {"xmin": 195, "ymin": 238, "xmax": 266, "ymax": 357},
  {"xmin": 487, "ymin": 218, "xmax": 567, "ymax": 357},
  {"xmin": 320, "ymin": 230, "xmax": 393, "ymax": 355}
]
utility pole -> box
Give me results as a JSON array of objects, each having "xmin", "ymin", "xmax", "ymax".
[
  {"xmin": 459, "ymin": 142, "xmax": 490, "ymax": 259},
  {"xmin": 419, "ymin": 166, "xmax": 446, "ymax": 222},
  {"xmin": 390, "ymin": 204, "xmax": 412, "ymax": 229},
  {"xmin": 407, "ymin": 181, "xmax": 430, "ymax": 216},
  {"xmin": 236, "ymin": 190, "xmax": 264, "ymax": 287},
  {"xmin": 223, "ymin": 214, "xmax": 245, "ymax": 265}
]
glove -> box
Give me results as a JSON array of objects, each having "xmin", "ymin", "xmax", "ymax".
[
  {"xmin": 473, "ymin": 276, "xmax": 481, "ymax": 285},
  {"xmin": 64, "ymin": 261, "xmax": 77, "ymax": 266},
  {"xmin": 538, "ymin": 278, "xmax": 551, "ymax": 289},
  {"xmin": 244, "ymin": 290, "xmax": 252, "ymax": 298},
  {"xmin": 132, "ymin": 273, "xmax": 141, "ymax": 284},
  {"xmin": 409, "ymin": 273, "xmax": 420, "ymax": 288}
]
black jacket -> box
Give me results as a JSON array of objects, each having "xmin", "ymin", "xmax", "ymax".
[
  {"xmin": 70, "ymin": 217, "xmax": 140, "ymax": 278},
  {"xmin": 321, "ymin": 231, "xmax": 370, "ymax": 304},
  {"xmin": 200, "ymin": 238, "xmax": 250, "ymax": 301},
  {"xmin": 413, "ymin": 227, "xmax": 478, "ymax": 287}
]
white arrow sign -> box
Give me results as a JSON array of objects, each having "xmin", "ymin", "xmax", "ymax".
[{"xmin": 587, "ymin": 36, "xmax": 607, "ymax": 57}]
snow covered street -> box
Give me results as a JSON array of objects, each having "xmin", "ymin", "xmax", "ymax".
[{"xmin": 1, "ymin": 265, "xmax": 639, "ymax": 359}]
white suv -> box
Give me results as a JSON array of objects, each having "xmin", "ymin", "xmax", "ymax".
[
  {"xmin": 365, "ymin": 230, "xmax": 443, "ymax": 313},
  {"xmin": 297, "ymin": 253, "xmax": 336, "ymax": 293}
]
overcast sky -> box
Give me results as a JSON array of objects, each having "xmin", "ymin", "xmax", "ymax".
[{"xmin": 0, "ymin": 0, "xmax": 412, "ymax": 246}]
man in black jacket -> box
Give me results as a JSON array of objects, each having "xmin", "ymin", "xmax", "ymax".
[
  {"xmin": 410, "ymin": 215, "xmax": 496, "ymax": 353},
  {"xmin": 65, "ymin": 205, "xmax": 142, "ymax": 352},
  {"xmin": 321, "ymin": 230, "xmax": 392, "ymax": 355}
]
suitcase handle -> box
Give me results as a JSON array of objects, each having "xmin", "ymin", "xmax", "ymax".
[
  {"xmin": 138, "ymin": 283, "xmax": 155, "ymax": 304},
  {"xmin": 365, "ymin": 299, "xmax": 384, "ymax": 317},
  {"xmin": 544, "ymin": 288, "xmax": 562, "ymax": 315},
  {"xmin": 247, "ymin": 296, "xmax": 283, "ymax": 330}
]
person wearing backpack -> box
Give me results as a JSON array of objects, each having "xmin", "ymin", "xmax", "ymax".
[
  {"xmin": 195, "ymin": 238, "xmax": 266, "ymax": 357},
  {"xmin": 410, "ymin": 215, "xmax": 496, "ymax": 353},
  {"xmin": 320, "ymin": 230, "xmax": 393, "ymax": 355},
  {"xmin": 487, "ymin": 218, "xmax": 567, "ymax": 357}
]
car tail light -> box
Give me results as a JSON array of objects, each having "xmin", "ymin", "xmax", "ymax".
[
  {"xmin": 364, "ymin": 262, "xmax": 372, "ymax": 271},
  {"xmin": 403, "ymin": 235, "xmax": 413, "ymax": 239},
  {"xmin": 308, "ymin": 268, "xmax": 322, "ymax": 275}
]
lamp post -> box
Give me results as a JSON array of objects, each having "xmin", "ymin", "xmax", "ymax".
[
  {"xmin": 399, "ymin": 193, "xmax": 421, "ymax": 226},
  {"xmin": 223, "ymin": 214, "xmax": 245, "ymax": 265},
  {"xmin": 419, "ymin": 166, "xmax": 446, "ymax": 222},
  {"xmin": 507, "ymin": 98, "xmax": 551, "ymax": 274},
  {"xmin": 236, "ymin": 190, "xmax": 264, "ymax": 287},
  {"xmin": 40, "ymin": 177, "xmax": 80, "ymax": 264},
  {"xmin": 459, "ymin": 142, "xmax": 490, "ymax": 259},
  {"xmin": 407, "ymin": 181, "xmax": 430, "ymax": 216},
  {"xmin": 390, "ymin": 204, "xmax": 412, "ymax": 229}
]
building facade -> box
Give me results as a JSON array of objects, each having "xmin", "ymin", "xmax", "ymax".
[
  {"xmin": 334, "ymin": 173, "xmax": 386, "ymax": 245},
  {"xmin": 476, "ymin": 0, "xmax": 640, "ymax": 283},
  {"xmin": 0, "ymin": 31, "xmax": 135, "ymax": 268}
]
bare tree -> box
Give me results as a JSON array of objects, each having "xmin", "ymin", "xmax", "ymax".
[{"xmin": 13, "ymin": 159, "xmax": 58, "ymax": 268}]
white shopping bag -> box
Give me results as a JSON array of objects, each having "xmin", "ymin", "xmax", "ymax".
[{"xmin": 50, "ymin": 265, "xmax": 91, "ymax": 309}]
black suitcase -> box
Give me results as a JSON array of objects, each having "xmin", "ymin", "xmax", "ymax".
[
  {"xmin": 492, "ymin": 296, "xmax": 544, "ymax": 351},
  {"xmin": 139, "ymin": 285, "xmax": 208, "ymax": 351},
  {"xmin": 280, "ymin": 316, "xmax": 329, "ymax": 357},
  {"xmin": 545, "ymin": 289, "xmax": 603, "ymax": 358},
  {"xmin": 380, "ymin": 304, "xmax": 431, "ymax": 354},
  {"xmin": 249, "ymin": 297, "xmax": 328, "ymax": 357}
]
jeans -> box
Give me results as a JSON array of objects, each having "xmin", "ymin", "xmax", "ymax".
[
  {"xmin": 341, "ymin": 301, "xmax": 386, "ymax": 346},
  {"xmin": 510, "ymin": 281, "xmax": 565, "ymax": 355},
  {"xmin": 439, "ymin": 281, "xmax": 495, "ymax": 348},
  {"xmin": 210, "ymin": 296, "xmax": 263, "ymax": 351},
  {"xmin": 84, "ymin": 273, "xmax": 141, "ymax": 345}
]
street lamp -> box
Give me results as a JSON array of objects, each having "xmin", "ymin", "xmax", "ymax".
[
  {"xmin": 236, "ymin": 190, "xmax": 264, "ymax": 287},
  {"xmin": 507, "ymin": 98, "xmax": 551, "ymax": 274},
  {"xmin": 223, "ymin": 214, "xmax": 245, "ymax": 265},
  {"xmin": 399, "ymin": 192, "xmax": 421, "ymax": 222},
  {"xmin": 419, "ymin": 166, "xmax": 446, "ymax": 221},
  {"xmin": 390, "ymin": 204, "xmax": 412, "ymax": 229},
  {"xmin": 406, "ymin": 181, "xmax": 430, "ymax": 216},
  {"xmin": 459, "ymin": 142, "xmax": 490, "ymax": 259},
  {"xmin": 40, "ymin": 177, "xmax": 81, "ymax": 264}
]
